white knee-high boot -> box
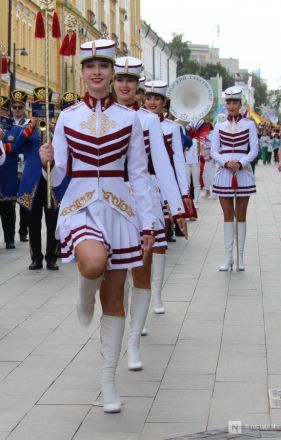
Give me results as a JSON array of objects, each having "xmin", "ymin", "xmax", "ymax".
[
  {"xmin": 77, "ymin": 273, "xmax": 103, "ymax": 327},
  {"xmin": 219, "ymin": 222, "xmax": 234, "ymax": 271},
  {"xmin": 100, "ymin": 315, "xmax": 125, "ymax": 413},
  {"xmin": 127, "ymin": 288, "xmax": 151, "ymax": 370},
  {"xmin": 151, "ymin": 253, "xmax": 166, "ymax": 314},
  {"xmin": 238, "ymin": 222, "xmax": 246, "ymax": 271}
]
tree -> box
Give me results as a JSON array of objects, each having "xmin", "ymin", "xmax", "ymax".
[
  {"xmin": 169, "ymin": 33, "xmax": 190, "ymax": 76},
  {"xmin": 199, "ymin": 63, "xmax": 234, "ymax": 89}
]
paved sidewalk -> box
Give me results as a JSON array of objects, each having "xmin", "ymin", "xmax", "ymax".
[{"xmin": 1, "ymin": 163, "xmax": 281, "ymax": 440}]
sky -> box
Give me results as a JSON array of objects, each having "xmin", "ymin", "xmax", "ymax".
[{"xmin": 141, "ymin": 0, "xmax": 281, "ymax": 90}]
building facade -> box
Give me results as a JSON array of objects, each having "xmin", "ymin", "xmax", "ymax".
[
  {"xmin": 141, "ymin": 20, "xmax": 178, "ymax": 86},
  {"xmin": 0, "ymin": 0, "xmax": 141, "ymax": 100},
  {"xmin": 189, "ymin": 43, "xmax": 240, "ymax": 76}
]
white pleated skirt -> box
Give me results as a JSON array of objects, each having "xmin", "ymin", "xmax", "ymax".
[
  {"xmin": 212, "ymin": 168, "xmax": 256, "ymax": 197},
  {"xmin": 57, "ymin": 200, "xmax": 143, "ymax": 270}
]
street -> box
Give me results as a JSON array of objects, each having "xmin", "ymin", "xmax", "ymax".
[{"xmin": 1, "ymin": 163, "xmax": 281, "ymax": 439}]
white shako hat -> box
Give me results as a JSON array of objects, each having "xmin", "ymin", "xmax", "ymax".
[
  {"xmin": 80, "ymin": 39, "xmax": 116, "ymax": 64},
  {"xmin": 138, "ymin": 76, "xmax": 146, "ymax": 91},
  {"xmin": 224, "ymin": 85, "xmax": 242, "ymax": 101},
  {"xmin": 114, "ymin": 57, "xmax": 142, "ymax": 78},
  {"xmin": 145, "ymin": 80, "xmax": 167, "ymax": 98}
]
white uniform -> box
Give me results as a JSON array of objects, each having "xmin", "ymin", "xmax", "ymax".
[
  {"xmin": 137, "ymin": 107, "xmax": 185, "ymax": 247},
  {"xmin": 0, "ymin": 141, "xmax": 6, "ymax": 165},
  {"xmin": 48, "ymin": 96, "xmax": 156, "ymax": 268},
  {"xmin": 211, "ymin": 116, "xmax": 258, "ymax": 197},
  {"xmin": 160, "ymin": 116, "xmax": 189, "ymax": 217}
]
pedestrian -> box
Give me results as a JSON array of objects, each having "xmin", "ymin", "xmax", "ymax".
[
  {"xmin": 267, "ymin": 132, "xmax": 273, "ymax": 164},
  {"xmin": 272, "ymin": 131, "xmax": 280, "ymax": 164},
  {"xmin": 113, "ymin": 56, "xmax": 187, "ymax": 369},
  {"xmin": 211, "ymin": 86, "xmax": 259, "ymax": 271},
  {"xmin": 39, "ymin": 39, "xmax": 156, "ymax": 413},
  {"xmin": 260, "ymin": 129, "xmax": 271, "ymax": 164}
]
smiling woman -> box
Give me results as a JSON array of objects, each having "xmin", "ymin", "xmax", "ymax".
[{"xmin": 38, "ymin": 38, "xmax": 156, "ymax": 414}]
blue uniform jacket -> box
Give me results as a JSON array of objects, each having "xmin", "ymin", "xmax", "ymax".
[
  {"xmin": 15, "ymin": 127, "xmax": 70, "ymax": 211},
  {"xmin": 0, "ymin": 125, "xmax": 22, "ymax": 202}
]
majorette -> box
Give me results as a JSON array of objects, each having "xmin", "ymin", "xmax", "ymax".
[
  {"xmin": 39, "ymin": 38, "xmax": 156, "ymax": 414},
  {"xmin": 211, "ymin": 85, "xmax": 259, "ymax": 271},
  {"xmin": 113, "ymin": 56, "xmax": 187, "ymax": 371}
]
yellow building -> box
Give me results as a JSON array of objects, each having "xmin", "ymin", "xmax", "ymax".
[{"xmin": 0, "ymin": 0, "xmax": 141, "ymax": 101}]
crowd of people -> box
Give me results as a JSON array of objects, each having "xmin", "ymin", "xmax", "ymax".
[{"xmin": 0, "ymin": 36, "xmax": 274, "ymax": 414}]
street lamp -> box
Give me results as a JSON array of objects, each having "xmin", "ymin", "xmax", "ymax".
[{"xmin": 10, "ymin": 43, "xmax": 28, "ymax": 92}]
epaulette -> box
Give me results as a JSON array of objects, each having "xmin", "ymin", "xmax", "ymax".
[
  {"xmin": 63, "ymin": 101, "xmax": 84, "ymax": 113},
  {"xmin": 114, "ymin": 102, "xmax": 135, "ymax": 112}
]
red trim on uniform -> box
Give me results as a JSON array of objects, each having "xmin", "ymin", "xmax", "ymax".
[
  {"xmin": 221, "ymin": 140, "xmax": 249, "ymax": 148},
  {"xmin": 155, "ymin": 237, "xmax": 167, "ymax": 243},
  {"xmin": 83, "ymin": 92, "xmax": 115, "ymax": 111},
  {"xmin": 60, "ymin": 225, "xmax": 103, "ymax": 248},
  {"xmin": 173, "ymin": 213, "xmax": 188, "ymax": 220},
  {"xmin": 126, "ymin": 101, "xmax": 140, "ymax": 111},
  {"xmin": 67, "ymin": 135, "xmax": 130, "ymax": 156},
  {"xmin": 23, "ymin": 125, "xmax": 35, "ymax": 138},
  {"xmin": 64, "ymin": 125, "xmax": 132, "ymax": 146},
  {"xmin": 71, "ymin": 170, "xmax": 125, "ymax": 178},
  {"xmin": 220, "ymin": 150, "xmax": 248, "ymax": 154},
  {"xmin": 159, "ymin": 113, "xmax": 165, "ymax": 122},
  {"xmin": 142, "ymin": 230, "xmax": 156, "ymax": 236},
  {"xmin": 213, "ymin": 184, "xmax": 255, "ymax": 190},
  {"xmin": 213, "ymin": 189, "xmax": 256, "ymax": 195},
  {"xmin": 60, "ymin": 232, "xmax": 103, "ymax": 257},
  {"xmin": 144, "ymin": 138, "xmax": 149, "ymax": 145},
  {"xmin": 69, "ymin": 145, "xmax": 128, "ymax": 166},
  {"xmin": 3, "ymin": 143, "xmax": 12, "ymax": 154},
  {"xmin": 219, "ymin": 129, "xmax": 249, "ymax": 137},
  {"xmin": 81, "ymin": 43, "xmax": 115, "ymax": 50},
  {"xmin": 220, "ymin": 133, "xmax": 249, "ymax": 143},
  {"xmin": 111, "ymin": 255, "xmax": 143, "ymax": 265},
  {"xmin": 143, "ymin": 129, "xmax": 149, "ymax": 137},
  {"xmin": 111, "ymin": 244, "xmax": 142, "ymax": 254}
]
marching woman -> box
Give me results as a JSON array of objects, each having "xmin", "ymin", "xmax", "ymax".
[
  {"xmin": 144, "ymin": 82, "xmax": 192, "ymax": 307},
  {"xmin": 113, "ymin": 57, "xmax": 187, "ymax": 370},
  {"xmin": 211, "ymin": 86, "xmax": 259, "ymax": 271},
  {"xmin": 0, "ymin": 141, "xmax": 6, "ymax": 165},
  {"xmin": 39, "ymin": 39, "xmax": 156, "ymax": 413}
]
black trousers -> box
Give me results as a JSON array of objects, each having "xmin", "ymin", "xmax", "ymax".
[
  {"xmin": 0, "ymin": 200, "xmax": 16, "ymax": 244},
  {"xmin": 29, "ymin": 178, "xmax": 59, "ymax": 264},
  {"xmin": 19, "ymin": 205, "xmax": 29, "ymax": 238}
]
